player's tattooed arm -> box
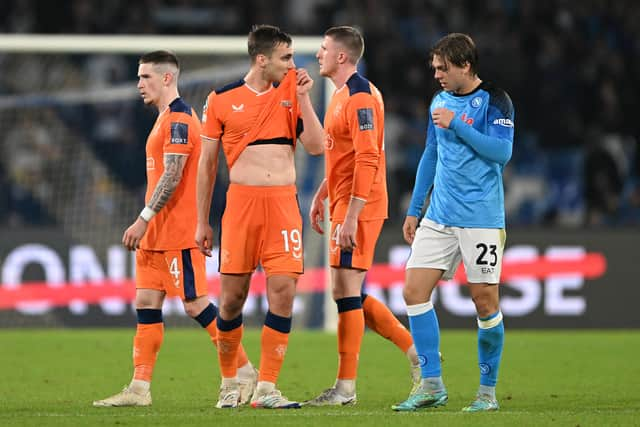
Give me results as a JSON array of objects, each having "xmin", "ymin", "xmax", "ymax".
[{"xmin": 147, "ymin": 153, "xmax": 188, "ymax": 213}]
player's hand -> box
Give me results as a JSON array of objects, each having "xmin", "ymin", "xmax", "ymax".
[
  {"xmin": 432, "ymin": 107, "xmax": 455, "ymax": 129},
  {"xmin": 338, "ymin": 217, "xmax": 357, "ymax": 252},
  {"xmin": 296, "ymin": 68, "xmax": 314, "ymax": 96},
  {"xmin": 122, "ymin": 217, "xmax": 148, "ymax": 251},
  {"xmin": 309, "ymin": 193, "xmax": 325, "ymax": 234},
  {"xmin": 402, "ymin": 216, "xmax": 419, "ymax": 245},
  {"xmin": 195, "ymin": 222, "xmax": 214, "ymax": 257}
]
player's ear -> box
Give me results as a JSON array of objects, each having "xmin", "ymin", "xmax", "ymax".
[
  {"xmin": 256, "ymin": 53, "xmax": 268, "ymax": 68},
  {"xmin": 163, "ymin": 71, "xmax": 175, "ymax": 86}
]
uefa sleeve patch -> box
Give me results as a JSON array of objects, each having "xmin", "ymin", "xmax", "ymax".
[
  {"xmin": 357, "ymin": 108, "xmax": 374, "ymax": 131},
  {"xmin": 170, "ymin": 122, "xmax": 188, "ymax": 144}
]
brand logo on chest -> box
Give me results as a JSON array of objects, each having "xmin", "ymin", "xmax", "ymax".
[{"xmin": 460, "ymin": 113, "xmax": 474, "ymax": 125}]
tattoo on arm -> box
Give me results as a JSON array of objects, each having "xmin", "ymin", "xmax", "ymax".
[{"xmin": 147, "ymin": 154, "xmax": 187, "ymax": 213}]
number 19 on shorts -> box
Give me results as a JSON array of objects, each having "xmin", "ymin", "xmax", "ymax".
[{"xmin": 281, "ymin": 229, "xmax": 302, "ymax": 259}]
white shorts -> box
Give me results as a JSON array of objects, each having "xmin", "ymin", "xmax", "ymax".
[{"xmin": 406, "ymin": 218, "xmax": 506, "ymax": 284}]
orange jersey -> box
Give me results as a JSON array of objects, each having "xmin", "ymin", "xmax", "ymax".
[
  {"xmin": 324, "ymin": 73, "xmax": 388, "ymax": 221},
  {"xmin": 140, "ymin": 98, "xmax": 202, "ymax": 250},
  {"xmin": 201, "ymin": 71, "xmax": 301, "ymax": 169}
]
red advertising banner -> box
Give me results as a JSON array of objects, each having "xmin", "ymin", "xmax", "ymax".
[{"xmin": 0, "ymin": 228, "xmax": 636, "ymax": 328}]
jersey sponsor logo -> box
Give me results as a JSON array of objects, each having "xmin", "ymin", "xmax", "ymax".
[
  {"xmin": 357, "ymin": 108, "xmax": 374, "ymax": 131},
  {"xmin": 433, "ymin": 100, "xmax": 446, "ymax": 108},
  {"xmin": 471, "ymin": 96, "xmax": 483, "ymax": 108},
  {"xmin": 280, "ymin": 100, "xmax": 292, "ymax": 107},
  {"xmin": 492, "ymin": 118, "xmax": 514, "ymax": 127},
  {"xmin": 170, "ymin": 122, "xmax": 188, "ymax": 144},
  {"xmin": 460, "ymin": 113, "xmax": 474, "ymax": 125},
  {"xmin": 231, "ymin": 103, "xmax": 244, "ymax": 112}
]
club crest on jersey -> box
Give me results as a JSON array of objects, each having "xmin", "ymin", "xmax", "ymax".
[
  {"xmin": 357, "ymin": 108, "xmax": 374, "ymax": 131},
  {"xmin": 471, "ymin": 96, "xmax": 483, "ymax": 108},
  {"xmin": 170, "ymin": 122, "xmax": 188, "ymax": 144}
]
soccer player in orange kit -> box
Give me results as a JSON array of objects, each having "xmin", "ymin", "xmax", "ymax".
[
  {"xmin": 195, "ymin": 25, "xmax": 325, "ymax": 409},
  {"xmin": 93, "ymin": 50, "xmax": 256, "ymax": 408},
  {"xmin": 306, "ymin": 26, "xmax": 422, "ymax": 406}
]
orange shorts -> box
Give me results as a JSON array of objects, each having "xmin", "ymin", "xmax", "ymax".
[
  {"xmin": 219, "ymin": 183, "xmax": 303, "ymax": 277},
  {"xmin": 135, "ymin": 248, "xmax": 207, "ymax": 300},
  {"xmin": 329, "ymin": 219, "xmax": 384, "ymax": 270}
]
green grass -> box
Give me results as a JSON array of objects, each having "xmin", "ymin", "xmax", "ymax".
[{"xmin": 1, "ymin": 329, "xmax": 639, "ymax": 426}]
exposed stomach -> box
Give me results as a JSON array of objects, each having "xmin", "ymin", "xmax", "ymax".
[{"xmin": 229, "ymin": 144, "xmax": 296, "ymax": 186}]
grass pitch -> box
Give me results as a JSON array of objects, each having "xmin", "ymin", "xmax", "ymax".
[{"xmin": 1, "ymin": 328, "xmax": 639, "ymax": 426}]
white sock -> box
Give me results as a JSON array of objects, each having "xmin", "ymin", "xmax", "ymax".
[
  {"xmin": 237, "ymin": 362, "xmax": 255, "ymax": 378},
  {"xmin": 478, "ymin": 384, "xmax": 496, "ymax": 400},
  {"xmin": 256, "ymin": 381, "xmax": 275, "ymax": 395},
  {"xmin": 129, "ymin": 379, "xmax": 150, "ymax": 394},
  {"xmin": 420, "ymin": 376, "xmax": 445, "ymax": 392},
  {"xmin": 335, "ymin": 379, "xmax": 356, "ymax": 396},
  {"xmin": 221, "ymin": 377, "xmax": 239, "ymax": 388}
]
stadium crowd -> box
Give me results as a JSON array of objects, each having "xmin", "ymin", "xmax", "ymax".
[{"xmin": 1, "ymin": 0, "xmax": 639, "ymax": 227}]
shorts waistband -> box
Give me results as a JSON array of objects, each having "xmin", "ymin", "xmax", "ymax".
[{"xmin": 228, "ymin": 183, "xmax": 297, "ymax": 197}]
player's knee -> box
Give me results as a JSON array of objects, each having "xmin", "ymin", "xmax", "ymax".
[
  {"xmin": 331, "ymin": 287, "xmax": 343, "ymax": 301},
  {"xmin": 135, "ymin": 290, "xmax": 163, "ymax": 309},
  {"xmin": 218, "ymin": 297, "xmax": 243, "ymax": 318},
  {"xmin": 267, "ymin": 289, "xmax": 295, "ymax": 315},
  {"xmin": 402, "ymin": 285, "xmax": 425, "ymax": 306},
  {"xmin": 471, "ymin": 293, "xmax": 499, "ymax": 317}
]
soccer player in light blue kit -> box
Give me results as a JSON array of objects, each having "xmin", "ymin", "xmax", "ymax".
[{"xmin": 392, "ymin": 33, "xmax": 514, "ymax": 412}]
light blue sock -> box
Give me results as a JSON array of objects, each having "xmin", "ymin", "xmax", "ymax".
[
  {"xmin": 477, "ymin": 311, "xmax": 504, "ymax": 392},
  {"xmin": 407, "ymin": 302, "xmax": 441, "ymax": 380}
]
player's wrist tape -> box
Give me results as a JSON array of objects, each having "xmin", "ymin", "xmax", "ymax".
[{"xmin": 139, "ymin": 207, "xmax": 156, "ymax": 222}]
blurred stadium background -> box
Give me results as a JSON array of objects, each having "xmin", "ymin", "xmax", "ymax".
[{"xmin": 1, "ymin": 0, "xmax": 639, "ymax": 330}]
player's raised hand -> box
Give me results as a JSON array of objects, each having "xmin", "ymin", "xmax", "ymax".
[
  {"xmin": 296, "ymin": 68, "xmax": 314, "ymax": 96},
  {"xmin": 122, "ymin": 217, "xmax": 148, "ymax": 251},
  {"xmin": 432, "ymin": 107, "xmax": 455, "ymax": 129},
  {"xmin": 195, "ymin": 222, "xmax": 214, "ymax": 257},
  {"xmin": 309, "ymin": 193, "xmax": 325, "ymax": 234},
  {"xmin": 402, "ymin": 215, "xmax": 419, "ymax": 245}
]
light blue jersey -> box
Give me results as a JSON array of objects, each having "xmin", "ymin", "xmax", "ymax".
[{"xmin": 408, "ymin": 82, "xmax": 514, "ymax": 228}]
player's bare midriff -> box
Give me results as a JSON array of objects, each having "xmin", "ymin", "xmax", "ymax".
[{"xmin": 230, "ymin": 144, "xmax": 296, "ymax": 186}]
